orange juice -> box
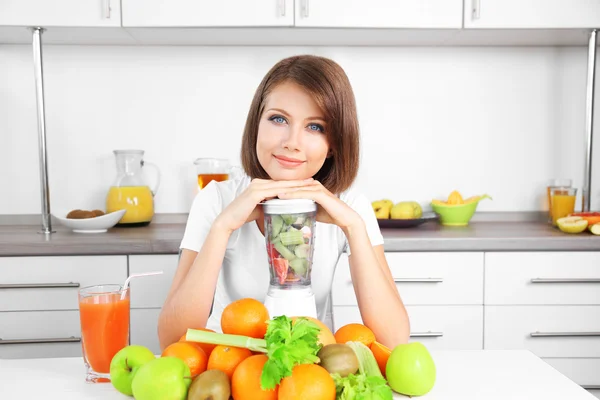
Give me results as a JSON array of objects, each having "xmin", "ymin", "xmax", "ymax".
[
  {"xmin": 106, "ymin": 186, "xmax": 154, "ymax": 226},
  {"xmin": 551, "ymin": 194, "xmax": 576, "ymax": 225},
  {"xmin": 198, "ymin": 173, "xmax": 229, "ymax": 189},
  {"xmin": 79, "ymin": 292, "xmax": 130, "ymax": 374}
]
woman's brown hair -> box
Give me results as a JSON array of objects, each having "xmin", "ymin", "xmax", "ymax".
[{"xmin": 240, "ymin": 55, "xmax": 360, "ymax": 194}]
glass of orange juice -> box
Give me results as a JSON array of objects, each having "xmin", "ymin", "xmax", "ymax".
[
  {"xmin": 550, "ymin": 187, "xmax": 577, "ymax": 226},
  {"xmin": 546, "ymin": 179, "xmax": 572, "ymax": 223},
  {"xmin": 78, "ymin": 284, "xmax": 130, "ymax": 383}
]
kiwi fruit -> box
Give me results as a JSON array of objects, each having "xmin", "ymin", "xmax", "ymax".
[
  {"xmin": 187, "ymin": 369, "xmax": 231, "ymax": 400},
  {"xmin": 318, "ymin": 343, "xmax": 359, "ymax": 377}
]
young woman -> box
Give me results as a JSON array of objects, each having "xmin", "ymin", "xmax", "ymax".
[{"xmin": 158, "ymin": 55, "xmax": 410, "ymax": 350}]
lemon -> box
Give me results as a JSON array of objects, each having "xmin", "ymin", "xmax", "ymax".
[
  {"xmin": 590, "ymin": 223, "xmax": 600, "ymax": 235},
  {"xmin": 557, "ymin": 216, "xmax": 588, "ymax": 234}
]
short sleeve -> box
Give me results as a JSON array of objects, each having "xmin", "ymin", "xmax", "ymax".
[
  {"xmin": 179, "ymin": 182, "xmax": 223, "ymax": 252},
  {"xmin": 344, "ymin": 192, "xmax": 384, "ymax": 255}
]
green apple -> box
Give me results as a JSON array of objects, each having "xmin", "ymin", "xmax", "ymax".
[
  {"xmin": 110, "ymin": 345, "xmax": 156, "ymax": 396},
  {"xmin": 386, "ymin": 342, "xmax": 436, "ymax": 396},
  {"xmin": 131, "ymin": 357, "xmax": 192, "ymax": 400},
  {"xmin": 391, "ymin": 201, "xmax": 423, "ymax": 220}
]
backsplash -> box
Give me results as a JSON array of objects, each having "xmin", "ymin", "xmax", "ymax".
[{"xmin": 1, "ymin": 45, "xmax": 598, "ymax": 214}]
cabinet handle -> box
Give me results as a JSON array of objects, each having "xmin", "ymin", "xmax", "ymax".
[
  {"xmin": 530, "ymin": 278, "xmax": 600, "ymax": 284},
  {"xmin": 0, "ymin": 337, "xmax": 81, "ymax": 345},
  {"xmin": 0, "ymin": 282, "xmax": 80, "ymax": 289},
  {"xmin": 410, "ymin": 332, "xmax": 444, "ymax": 338},
  {"xmin": 393, "ymin": 278, "xmax": 443, "ymax": 283},
  {"xmin": 472, "ymin": 0, "xmax": 480, "ymax": 20},
  {"xmin": 103, "ymin": 0, "xmax": 111, "ymax": 19},
  {"xmin": 530, "ymin": 331, "xmax": 600, "ymax": 337},
  {"xmin": 277, "ymin": 0, "xmax": 286, "ymax": 17},
  {"xmin": 301, "ymin": 0, "xmax": 309, "ymax": 18},
  {"xmin": 582, "ymin": 385, "xmax": 600, "ymax": 390}
]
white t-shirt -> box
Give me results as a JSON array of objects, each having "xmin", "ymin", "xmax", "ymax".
[{"xmin": 179, "ymin": 175, "xmax": 384, "ymax": 333}]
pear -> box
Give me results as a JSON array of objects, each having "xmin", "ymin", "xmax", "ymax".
[
  {"xmin": 391, "ymin": 201, "xmax": 422, "ymax": 220},
  {"xmin": 371, "ymin": 200, "xmax": 392, "ymax": 219}
]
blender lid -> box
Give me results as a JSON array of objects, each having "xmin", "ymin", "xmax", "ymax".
[{"xmin": 262, "ymin": 199, "xmax": 317, "ymax": 214}]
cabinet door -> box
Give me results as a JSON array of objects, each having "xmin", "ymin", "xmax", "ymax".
[
  {"xmin": 131, "ymin": 308, "xmax": 161, "ymax": 355},
  {"xmin": 295, "ymin": 0, "xmax": 462, "ymax": 28},
  {"xmin": 122, "ymin": 0, "xmax": 294, "ymax": 27},
  {"xmin": 464, "ymin": 0, "xmax": 600, "ymax": 29},
  {"xmin": 129, "ymin": 255, "xmax": 178, "ymax": 309},
  {"xmin": 0, "ymin": 0, "xmax": 121, "ymax": 27}
]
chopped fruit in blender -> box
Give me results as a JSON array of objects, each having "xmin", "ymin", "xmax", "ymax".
[
  {"xmin": 290, "ymin": 258, "xmax": 308, "ymax": 276},
  {"xmin": 271, "ymin": 215, "xmax": 284, "ymax": 238},
  {"xmin": 300, "ymin": 226, "xmax": 312, "ymax": 238},
  {"xmin": 280, "ymin": 229, "xmax": 304, "ymax": 246},
  {"xmin": 282, "ymin": 214, "xmax": 296, "ymax": 225},
  {"xmin": 273, "ymin": 258, "xmax": 289, "ymax": 284},
  {"xmin": 267, "ymin": 243, "xmax": 280, "ymax": 260},
  {"xmin": 294, "ymin": 244, "xmax": 311, "ymax": 259},
  {"xmin": 274, "ymin": 242, "xmax": 296, "ymax": 261}
]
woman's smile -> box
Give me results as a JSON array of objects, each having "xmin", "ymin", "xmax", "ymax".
[{"xmin": 273, "ymin": 154, "xmax": 306, "ymax": 168}]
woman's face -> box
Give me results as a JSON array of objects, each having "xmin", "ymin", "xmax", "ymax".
[{"xmin": 256, "ymin": 81, "xmax": 330, "ymax": 181}]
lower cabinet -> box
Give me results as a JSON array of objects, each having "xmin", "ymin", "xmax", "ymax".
[
  {"xmin": 543, "ymin": 358, "xmax": 600, "ymax": 397},
  {"xmin": 131, "ymin": 308, "xmax": 162, "ymax": 355}
]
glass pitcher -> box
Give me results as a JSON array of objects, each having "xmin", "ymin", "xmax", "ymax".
[
  {"xmin": 194, "ymin": 158, "xmax": 242, "ymax": 189},
  {"xmin": 106, "ymin": 150, "xmax": 161, "ymax": 227}
]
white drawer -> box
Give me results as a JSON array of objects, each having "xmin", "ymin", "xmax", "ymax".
[
  {"xmin": 333, "ymin": 305, "xmax": 483, "ymax": 350},
  {"xmin": 0, "ymin": 310, "xmax": 82, "ymax": 359},
  {"xmin": 590, "ymin": 390, "xmax": 600, "ymax": 399},
  {"xmin": 131, "ymin": 308, "xmax": 160, "ymax": 355},
  {"xmin": 129, "ymin": 255, "xmax": 178, "ymax": 308},
  {"xmin": 484, "ymin": 306, "xmax": 600, "ymax": 357},
  {"xmin": 485, "ymin": 252, "xmax": 600, "ymax": 305},
  {"xmin": 543, "ymin": 358, "xmax": 600, "ymax": 387},
  {"xmin": 332, "ymin": 252, "xmax": 483, "ymax": 306},
  {"xmin": 0, "ymin": 256, "xmax": 127, "ymax": 311}
]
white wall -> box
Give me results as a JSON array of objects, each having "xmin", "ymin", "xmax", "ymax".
[{"xmin": 1, "ymin": 45, "xmax": 598, "ymax": 215}]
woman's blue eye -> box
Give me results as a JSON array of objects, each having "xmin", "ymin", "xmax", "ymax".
[
  {"xmin": 269, "ymin": 115, "xmax": 287, "ymax": 124},
  {"xmin": 308, "ymin": 123, "xmax": 324, "ymax": 133}
]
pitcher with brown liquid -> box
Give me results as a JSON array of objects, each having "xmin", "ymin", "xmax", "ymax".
[
  {"xmin": 194, "ymin": 158, "xmax": 241, "ymax": 189},
  {"xmin": 106, "ymin": 150, "xmax": 161, "ymax": 227}
]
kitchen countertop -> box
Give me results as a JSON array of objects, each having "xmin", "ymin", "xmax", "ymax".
[
  {"xmin": 0, "ymin": 350, "xmax": 595, "ymax": 399},
  {"xmin": 0, "ymin": 213, "xmax": 599, "ymax": 256}
]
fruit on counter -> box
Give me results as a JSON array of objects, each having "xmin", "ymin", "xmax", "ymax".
[
  {"xmin": 278, "ymin": 363, "xmax": 336, "ymax": 400},
  {"xmin": 179, "ymin": 327, "xmax": 217, "ymax": 358},
  {"xmin": 590, "ymin": 224, "xmax": 600, "ymax": 235},
  {"xmin": 187, "ymin": 369, "xmax": 231, "ymax": 400},
  {"xmin": 231, "ymin": 355, "xmax": 278, "ymax": 400},
  {"xmin": 291, "ymin": 316, "xmax": 336, "ymax": 347},
  {"xmin": 109, "ymin": 345, "xmax": 156, "ymax": 396},
  {"xmin": 317, "ymin": 343, "xmax": 359, "ymax": 377},
  {"xmin": 371, "ymin": 200, "xmax": 393, "ymax": 219},
  {"xmin": 162, "ymin": 341, "xmax": 208, "ymax": 376},
  {"xmin": 370, "ymin": 341, "xmax": 392, "ymax": 377},
  {"xmin": 386, "ymin": 342, "xmax": 436, "ymax": 396},
  {"xmin": 556, "ymin": 216, "xmax": 588, "ymax": 234},
  {"xmin": 334, "ymin": 323, "xmax": 376, "ymax": 347},
  {"xmin": 207, "ymin": 345, "xmax": 252, "ymax": 379},
  {"xmin": 221, "ymin": 298, "xmax": 270, "ymax": 339},
  {"xmin": 66, "ymin": 209, "xmax": 105, "ymax": 219},
  {"xmin": 390, "ymin": 201, "xmax": 423, "ymax": 219},
  {"xmin": 570, "ymin": 211, "xmax": 600, "ymax": 226},
  {"xmin": 131, "ymin": 357, "xmax": 192, "ymax": 400}
]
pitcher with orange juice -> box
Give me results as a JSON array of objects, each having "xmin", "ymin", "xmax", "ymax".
[{"xmin": 106, "ymin": 150, "xmax": 161, "ymax": 226}]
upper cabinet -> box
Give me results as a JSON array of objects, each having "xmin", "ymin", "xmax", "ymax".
[
  {"xmin": 294, "ymin": 0, "xmax": 463, "ymax": 28},
  {"xmin": 0, "ymin": 0, "xmax": 121, "ymax": 27},
  {"xmin": 464, "ymin": 0, "xmax": 600, "ymax": 29},
  {"xmin": 121, "ymin": 0, "xmax": 294, "ymax": 27}
]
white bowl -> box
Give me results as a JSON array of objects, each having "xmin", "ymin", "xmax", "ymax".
[{"xmin": 53, "ymin": 209, "xmax": 126, "ymax": 233}]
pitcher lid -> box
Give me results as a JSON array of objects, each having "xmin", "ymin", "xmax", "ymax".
[{"xmin": 262, "ymin": 199, "xmax": 316, "ymax": 214}]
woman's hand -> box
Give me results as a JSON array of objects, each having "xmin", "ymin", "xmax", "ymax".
[
  {"xmin": 277, "ymin": 180, "xmax": 363, "ymax": 232},
  {"xmin": 214, "ymin": 178, "xmax": 314, "ymax": 234}
]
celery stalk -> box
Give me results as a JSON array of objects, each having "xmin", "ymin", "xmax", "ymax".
[{"xmin": 185, "ymin": 329, "xmax": 268, "ymax": 353}]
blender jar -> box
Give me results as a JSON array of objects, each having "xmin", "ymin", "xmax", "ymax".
[{"xmin": 263, "ymin": 199, "xmax": 317, "ymax": 288}]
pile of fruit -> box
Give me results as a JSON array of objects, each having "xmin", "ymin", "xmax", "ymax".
[
  {"xmin": 108, "ymin": 298, "xmax": 436, "ymax": 400},
  {"xmin": 371, "ymin": 200, "xmax": 423, "ymax": 220},
  {"xmin": 556, "ymin": 212, "xmax": 600, "ymax": 235}
]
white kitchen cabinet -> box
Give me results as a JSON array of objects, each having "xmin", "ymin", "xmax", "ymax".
[
  {"xmin": 129, "ymin": 255, "xmax": 178, "ymax": 309},
  {"xmin": 0, "ymin": 256, "xmax": 127, "ymax": 312},
  {"xmin": 543, "ymin": 358, "xmax": 600, "ymax": 388},
  {"xmin": 295, "ymin": 0, "xmax": 463, "ymax": 28},
  {"xmin": 485, "ymin": 252, "xmax": 600, "ymax": 305},
  {"xmin": 464, "ymin": 0, "xmax": 600, "ymax": 29},
  {"xmin": 122, "ymin": 0, "xmax": 294, "ymax": 27},
  {"xmin": 0, "ymin": 310, "xmax": 82, "ymax": 359},
  {"xmin": 131, "ymin": 308, "xmax": 161, "ymax": 355},
  {"xmin": 332, "ymin": 252, "xmax": 483, "ymax": 306},
  {"xmin": 484, "ymin": 306, "xmax": 600, "ymax": 358},
  {"xmin": 0, "ymin": 0, "xmax": 121, "ymax": 27},
  {"xmin": 333, "ymin": 305, "xmax": 483, "ymax": 350}
]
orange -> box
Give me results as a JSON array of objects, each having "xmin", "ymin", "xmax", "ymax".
[
  {"xmin": 334, "ymin": 323, "xmax": 376, "ymax": 347},
  {"xmin": 207, "ymin": 345, "xmax": 253, "ymax": 379},
  {"xmin": 278, "ymin": 364, "xmax": 336, "ymax": 400},
  {"xmin": 231, "ymin": 354, "xmax": 278, "ymax": 400},
  {"xmin": 370, "ymin": 341, "xmax": 392, "ymax": 376},
  {"xmin": 179, "ymin": 327, "xmax": 217, "ymax": 358},
  {"xmin": 221, "ymin": 298, "xmax": 269, "ymax": 339},
  {"xmin": 161, "ymin": 341, "xmax": 207, "ymax": 376},
  {"xmin": 291, "ymin": 316, "xmax": 336, "ymax": 347}
]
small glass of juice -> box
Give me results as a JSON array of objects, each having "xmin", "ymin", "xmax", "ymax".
[
  {"xmin": 550, "ymin": 187, "xmax": 577, "ymax": 226},
  {"xmin": 547, "ymin": 179, "xmax": 572, "ymax": 223},
  {"xmin": 78, "ymin": 284, "xmax": 130, "ymax": 383}
]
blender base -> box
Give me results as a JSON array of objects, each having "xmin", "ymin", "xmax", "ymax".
[{"xmin": 264, "ymin": 287, "xmax": 317, "ymax": 319}]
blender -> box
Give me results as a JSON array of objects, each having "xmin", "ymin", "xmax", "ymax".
[{"xmin": 262, "ymin": 199, "xmax": 318, "ymax": 318}]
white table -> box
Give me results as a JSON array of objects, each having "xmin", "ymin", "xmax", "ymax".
[{"xmin": 0, "ymin": 350, "xmax": 595, "ymax": 399}]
